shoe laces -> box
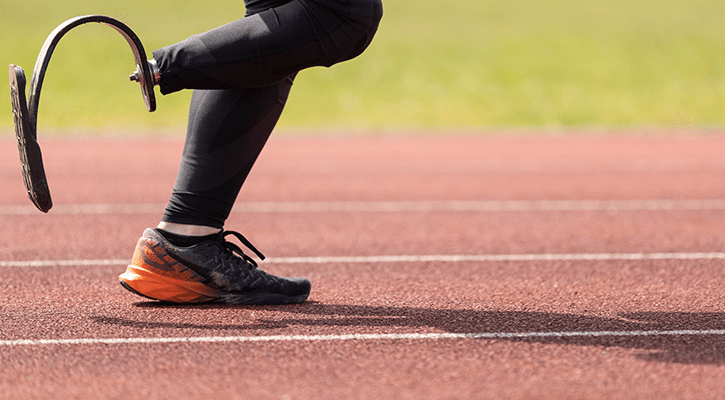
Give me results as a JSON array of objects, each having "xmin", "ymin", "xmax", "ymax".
[{"xmin": 214, "ymin": 230, "xmax": 266, "ymax": 268}]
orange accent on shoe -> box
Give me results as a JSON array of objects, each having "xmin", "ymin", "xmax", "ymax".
[
  {"xmin": 119, "ymin": 234, "xmax": 219, "ymax": 303},
  {"xmin": 119, "ymin": 264, "xmax": 220, "ymax": 303}
]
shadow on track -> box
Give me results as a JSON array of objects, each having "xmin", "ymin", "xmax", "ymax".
[{"xmin": 93, "ymin": 303, "xmax": 725, "ymax": 365}]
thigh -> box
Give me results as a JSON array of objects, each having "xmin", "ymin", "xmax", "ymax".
[{"xmin": 153, "ymin": 0, "xmax": 382, "ymax": 93}]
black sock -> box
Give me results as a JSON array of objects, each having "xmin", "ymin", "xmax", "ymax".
[{"xmin": 157, "ymin": 228, "xmax": 218, "ymax": 247}]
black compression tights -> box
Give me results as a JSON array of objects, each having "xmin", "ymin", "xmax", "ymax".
[{"xmin": 155, "ymin": 0, "xmax": 382, "ymax": 228}]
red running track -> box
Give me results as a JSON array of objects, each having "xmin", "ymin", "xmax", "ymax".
[{"xmin": 2, "ymin": 133, "xmax": 725, "ymax": 399}]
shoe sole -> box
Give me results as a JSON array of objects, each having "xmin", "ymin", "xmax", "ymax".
[{"xmin": 119, "ymin": 264, "xmax": 310, "ymax": 305}]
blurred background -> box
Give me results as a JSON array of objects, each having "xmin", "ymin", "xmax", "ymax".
[{"xmin": 1, "ymin": 0, "xmax": 724, "ymax": 136}]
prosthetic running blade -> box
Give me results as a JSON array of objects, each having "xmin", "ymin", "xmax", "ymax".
[{"xmin": 8, "ymin": 15, "xmax": 157, "ymax": 213}]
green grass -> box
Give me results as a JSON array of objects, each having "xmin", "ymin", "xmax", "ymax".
[{"xmin": 1, "ymin": 0, "xmax": 724, "ymax": 134}]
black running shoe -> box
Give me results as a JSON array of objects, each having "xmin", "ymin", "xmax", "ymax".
[{"xmin": 119, "ymin": 228, "xmax": 310, "ymax": 305}]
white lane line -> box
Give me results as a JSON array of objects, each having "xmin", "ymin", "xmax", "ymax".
[
  {"xmin": 3, "ymin": 252, "xmax": 725, "ymax": 268},
  {"xmin": 2, "ymin": 329, "xmax": 725, "ymax": 347},
  {"xmin": 0, "ymin": 259, "xmax": 130, "ymax": 267},
  {"xmin": 5, "ymin": 199, "xmax": 725, "ymax": 215},
  {"xmin": 266, "ymin": 252, "xmax": 725, "ymax": 264},
  {"xmin": 0, "ymin": 203, "xmax": 162, "ymax": 215}
]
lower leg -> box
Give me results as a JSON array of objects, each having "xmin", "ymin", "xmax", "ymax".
[{"xmin": 160, "ymin": 76, "xmax": 295, "ymax": 234}]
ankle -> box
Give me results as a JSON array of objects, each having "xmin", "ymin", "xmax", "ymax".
[
  {"xmin": 157, "ymin": 221, "xmax": 221, "ymax": 237},
  {"xmin": 157, "ymin": 229, "xmax": 217, "ymax": 247}
]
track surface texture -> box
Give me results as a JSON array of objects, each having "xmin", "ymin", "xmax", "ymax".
[{"xmin": 2, "ymin": 132, "xmax": 725, "ymax": 399}]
